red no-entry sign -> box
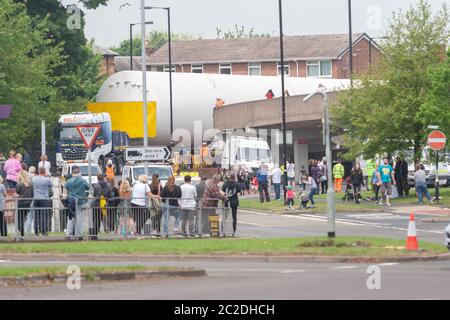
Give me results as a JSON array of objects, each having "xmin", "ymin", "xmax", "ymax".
[{"xmin": 427, "ymin": 130, "xmax": 447, "ymax": 151}]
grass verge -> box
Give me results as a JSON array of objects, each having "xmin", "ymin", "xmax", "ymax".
[
  {"xmin": 0, "ymin": 237, "xmax": 446, "ymax": 257},
  {"xmin": 240, "ymin": 188, "xmax": 450, "ymax": 213},
  {"xmin": 239, "ymin": 197, "xmax": 380, "ymax": 213},
  {"xmin": 0, "ymin": 265, "xmax": 177, "ymax": 278}
]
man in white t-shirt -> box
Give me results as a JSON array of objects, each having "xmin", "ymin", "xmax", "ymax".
[
  {"xmin": 131, "ymin": 175, "xmax": 152, "ymax": 235},
  {"xmin": 180, "ymin": 175, "xmax": 197, "ymax": 237},
  {"xmin": 270, "ymin": 164, "xmax": 282, "ymax": 200}
]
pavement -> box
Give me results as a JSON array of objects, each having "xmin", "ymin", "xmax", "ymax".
[{"xmin": 1, "ymin": 259, "xmax": 450, "ymax": 299}]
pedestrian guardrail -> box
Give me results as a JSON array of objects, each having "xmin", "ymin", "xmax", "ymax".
[{"xmin": 0, "ymin": 196, "xmax": 233, "ymax": 241}]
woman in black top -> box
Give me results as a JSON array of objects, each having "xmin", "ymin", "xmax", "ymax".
[
  {"xmin": 350, "ymin": 163, "xmax": 364, "ymax": 204},
  {"xmin": 160, "ymin": 176, "xmax": 182, "ymax": 234},
  {"xmin": 222, "ymin": 174, "xmax": 242, "ymax": 236},
  {"xmin": 16, "ymin": 169, "xmax": 33, "ymax": 237}
]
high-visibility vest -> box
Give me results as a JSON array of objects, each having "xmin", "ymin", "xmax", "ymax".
[
  {"xmin": 201, "ymin": 146, "xmax": 209, "ymax": 157},
  {"xmin": 366, "ymin": 159, "xmax": 376, "ymax": 177},
  {"xmin": 333, "ymin": 163, "xmax": 344, "ymax": 179},
  {"xmin": 106, "ymin": 165, "xmax": 115, "ymax": 178}
]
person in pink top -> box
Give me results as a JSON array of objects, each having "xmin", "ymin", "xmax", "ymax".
[{"xmin": 4, "ymin": 150, "xmax": 21, "ymax": 189}]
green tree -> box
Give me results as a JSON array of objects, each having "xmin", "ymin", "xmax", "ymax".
[
  {"xmin": 216, "ymin": 25, "xmax": 271, "ymax": 39},
  {"xmin": 331, "ymin": 0, "xmax": 449, "ymax": 162},
  {"xmin": 418, "ymin": 49, "xmax": 450, "ymax": 138},
  {"xmin": 16, "ymin": 0, "xmax": 102, "ymax": 101},
  {"xmin": 0, "ymin": 0, "xmax": 63, "ymax": 153},
  {"xmin": 79, "ymin": 0, "xmax": 108, "ymax": 9},
  {"xmin": 1, "ymin": 1, "xmax": 103, "ymax": 161}
]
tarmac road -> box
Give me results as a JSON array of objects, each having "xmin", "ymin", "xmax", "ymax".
[
  {"xmin": 0, "ymin": 205, "xmax": 449, "ymax": 300},
  {"xmin": 1, "ymin": 259, "xmax": 450, "ymax": 300},
  {"xmin": 236, "ymin": 207, "xmax": 448, "ymax": 244}
]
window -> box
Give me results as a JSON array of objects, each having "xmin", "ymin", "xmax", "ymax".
[
  {"xmin": 163, "ymin": 65, "xmax": 176, "ymax": 72},
  {"xmin": 241, "ymin": 148, "xmax": 271, "ymax": 162},
  {"xmin": 219, "ymin": 64, "xmax": 231, "ymax": 75},
  {"xmin": 59, "ymin": 127, "xmax": 81, "ymax": 140},
  {"xmin": 248, "ymin": 63, "xmax": 261, "ymax": 76},
  {"xmin": 307, "ymin": 60, "xmax": 332, "ymax": 77},
  {"xmin": 191, "ymin": 64, "xmax": 203, "ymax": 73},
  {"xmin": 78, "ymin": 166, "xmax": 101, "ymax": 176},
  {"xmin": 133, "ymin": 167, "xmax": 173, "ymax": 181},
  {"xmin": 277, "ymin": 63, "xmax": 290, "ymax": 76}
]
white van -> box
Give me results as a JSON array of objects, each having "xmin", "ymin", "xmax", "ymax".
[
  {"xmin": 61, "ymin": 163, "xmax": 102, "ymax": 185},
  {"xmin": 122, "ymin": 164, "xmax": 174, "ymax": 187},
  {"xmin": 211, "ymin": 135, "xmax": 273, "ymax": 172},
  {"xmin": 407, "ymin": 163, "xmax": 449, "ymax": 187}
]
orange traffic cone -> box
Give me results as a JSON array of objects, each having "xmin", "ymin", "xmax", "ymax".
[{"xmin": 406, "ymin": 213, "xmax": 419, "ymax": 250}]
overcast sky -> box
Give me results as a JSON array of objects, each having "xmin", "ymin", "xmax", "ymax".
[{"xmin": 63, "ymin": 0, "xmax": 448, "ymax": 48}]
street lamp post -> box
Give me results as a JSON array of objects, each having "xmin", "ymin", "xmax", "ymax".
[
  {"xmin": 304, "ymin": 89, "xmax": 336, "ymax": 238},
  {"xmin": 130, "ymin": 21, "xmax": 153, "ymax": 70},
  {"xmin": 278, "ymin": 0, "xmax": 288, "ymax": 202},
  {"xmin": 146, "ymin": 6, "xmax": 174, "ymax": 137},
  {"xmin": 140, "ymin": 0, "xmax": 149, "ymax": 177},
  {"xmin": 348, "ymin": 0, "xmax": 353, "ymax": 87}
]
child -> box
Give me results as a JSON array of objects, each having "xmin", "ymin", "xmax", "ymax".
[
  {"xmin": 300, "ymin": 189, "xmax": 309, "ymax": 209},
  {"xmin": 0, "ymin": 177, "xmax": 7, "ymax": 237},
  {"xmin": 251, "ymin": 175, "xmax": 259, "ymax": 194},
  {"xmin": 286, "ymin": 185, "xmax": 296, "ymax": 210}
]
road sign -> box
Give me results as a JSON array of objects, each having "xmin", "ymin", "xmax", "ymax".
[
  {"xmin": 125, "ymin": 146, "xmax": 171, "ymax": 162},
  {"xmin": 427, "ymin": 130, "xmax": 447, "ymax": 151},
  {"xmin": 0, "ymin": 105, "xmax": 12, "ymax": 119},
  {"xmin": 76, "ymin": 125, "xmax": 101, "ymax": 148}
]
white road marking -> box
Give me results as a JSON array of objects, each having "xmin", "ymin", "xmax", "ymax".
[
  {"xmin": 378, "ymin": 263, "xmax": 399, "ymax": 266},
  {"xmin": 240, "ymin": 210, "xmax": 444, "ymax": 234},
  {"xmin": 331, "ymin": 266, "xmax": 359, "ymax": 270},
  {"xmin": 279, "ymin": 270, "xmax": 306, "ymax": 274}
]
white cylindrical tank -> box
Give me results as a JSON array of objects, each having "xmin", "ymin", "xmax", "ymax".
[{"xmin": 96, "ymin": 71, "xmax": 349, "ymax": 145}]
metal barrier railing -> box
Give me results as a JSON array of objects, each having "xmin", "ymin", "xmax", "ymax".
[{"xmin": 0, "ymin": 197, "xmax": 233, "ymax": 240}]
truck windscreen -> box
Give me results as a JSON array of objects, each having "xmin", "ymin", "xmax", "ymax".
[
  {"xmin": 78, "ymin": 166, "xmax": 101, "ymax": 176},
  {"xmin": 60, "ymin": 127, "xmax": 81, "ymax": 140},
  {"xmin": 133, "ymin": 167, "xmax": 172, "ymax": 181}
]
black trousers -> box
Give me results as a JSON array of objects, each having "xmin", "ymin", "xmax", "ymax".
[
  {"xmin": 18, "ymin": 201, "xmax": 31, "ymax": 237},
  {"xmin": 396, "ymin": 177, "xmax": 404, "ymax": 197},
  {"xmin": 258, "ymin": 182, "xmax": 270, "ymax": 202},
  {"xmin": 0, "ymin": 211, "xmax": 6, "ymax": 237},
  {"xmin": 372, "ymin": 184, "xmax": 380, "ymax": 201},
  {"xmin": 33, "ymin": 200, "xmax": 49, "ymax": 235},
  {"xmin": 321, "ymin": 180, "xmax": 328, "ymax": 194},
  {"xmin": 231, "ymin": 206, "xmax": 238, "ymax": 233},
  {"xmin": 131, "ymin": 205, "xmax": 147, "ymax": 235}
]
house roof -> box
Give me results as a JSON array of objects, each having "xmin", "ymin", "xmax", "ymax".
[
  {"xmin": 148, "ymin": 33, "xmax": 367, "ymax": 65},
  {"xmin": 93, "ymin": 45, "xmax": 119, "ymax": 57},
  {"xmin": 114, "ymin": 56, "xmax": 143, "ymax": 72}
]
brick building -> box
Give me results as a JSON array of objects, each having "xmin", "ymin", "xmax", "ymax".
[
  {"xmin": 146, "ymin": 33, "xmax": 382, "ymax": 79},
  {"xmin": 93, "ymin": 45, "xmax": 119, "ymax": 77}
]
